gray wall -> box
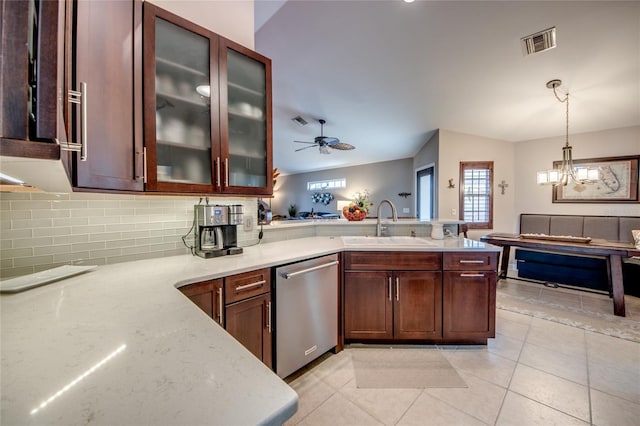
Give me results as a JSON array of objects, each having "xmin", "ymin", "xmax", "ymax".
[
  {"xmin": 271, "ymin": 158, "xmax": 415, "ymax": 217},
  {"xmin": 413, "ymin": 130, "xmax": 440, "ymax": 218}
]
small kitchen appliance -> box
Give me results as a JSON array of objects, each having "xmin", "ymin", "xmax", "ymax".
[{"xmin": 194, "ymin": 204, "xmax": 243, "ymax": 258}]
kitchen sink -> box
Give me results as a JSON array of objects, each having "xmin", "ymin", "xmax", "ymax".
[{"xmin": 341, "ymin": 236, "xmax": 439, "ymax": 246}]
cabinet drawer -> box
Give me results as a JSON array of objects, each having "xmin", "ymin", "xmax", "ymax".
[
  {"xmin": 225, "ymin": 268, "xmax": 271, "ymax": 304},
  {"xmin": 344, "ymin": 251, "xmax": 441, "ymax": 271},
  {"xmin": 443, "ymin": 252, "xmax": 498, "ymax": 271}
]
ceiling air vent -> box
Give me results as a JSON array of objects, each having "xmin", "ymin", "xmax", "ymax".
[{"xmin": 521, "ymin": 27, "xmax": 556, "ymax": 56}]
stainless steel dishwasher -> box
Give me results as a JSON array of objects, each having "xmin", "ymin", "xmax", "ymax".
[{"xmin": 275, "ymin": 253, "xmax": 339, "ymax": 378}]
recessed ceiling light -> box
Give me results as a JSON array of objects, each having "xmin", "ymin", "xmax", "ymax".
[{"xmin": 403, "ymin": 0, "xmax": 416, "ymax": 3}]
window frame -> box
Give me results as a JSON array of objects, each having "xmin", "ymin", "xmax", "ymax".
[{"xmin": 459, "ymin": 161, "xmax": 494, "ymax": 230}]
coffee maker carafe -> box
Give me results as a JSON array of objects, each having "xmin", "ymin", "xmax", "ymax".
[{"xmin": 194, "ymin": 204, "xmax": 243, "ymax": 258}]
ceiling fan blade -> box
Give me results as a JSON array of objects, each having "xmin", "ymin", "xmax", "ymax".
[
  {"xmin": 293, "ymin": 140, "xmax": 316, "ymax": 144},
  {"xmin": 295, "ymin": 145, "xmax": 317, "ymax": 152},
  {"xmin": 330, "ymin": 142, "xmax": 355, "ymax": 151}
]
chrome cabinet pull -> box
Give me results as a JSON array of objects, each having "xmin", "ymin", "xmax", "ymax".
[
  {"xmin": 395, "ymin": 276, "xmax": 400, "ymax": 301},
  {"xmin": 217, "ymin": 287, "xmax": 224, "ymax": 325},
  {"xmin": 388, "ymin": 277, "xmax": 392, "ymax": 301},
  {"xmin": 64, "ymin": 82, "xmax": 88, "ymax": 160},
  {"xmin": 266, "ymin": 301, "xmax": 272, "ymax": 333},
  {"xmin": 224, "ymin": 157, "xmax": 229, "ymax": 187},
  {"xmin": 459, "ymin": 260, "xmax": 484, "ymax": 264},
  {"xmin": 280, "ymin": 261, "xmax": 339, "ymax": 279},
  {"xmin": 235, "ymin": 280, "xmax": 266, "ymax": 292},
  {"xmin": 215, "ymin": 157, "xmax": 221, "ymax": 188},
  {"xmin": 460, "ymin": 273, "xmax": 485, "ymax": 277},
  {"xmin": 137, "ymin": 147, "xmax": 147, "ymax": 183}
]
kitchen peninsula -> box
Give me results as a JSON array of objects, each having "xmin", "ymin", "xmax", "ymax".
[{"xmin": 1, "ymin": 236, "xmax": 499, "ymax": 425}]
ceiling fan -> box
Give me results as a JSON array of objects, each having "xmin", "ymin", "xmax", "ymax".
[{"xmin": 294, "ymin": 119, "xmax": 355, "ymax": 154}]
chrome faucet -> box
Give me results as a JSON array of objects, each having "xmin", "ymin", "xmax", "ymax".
[{"xmin": 376, "ymin": 199, "xmax": 398, "ymax": 237}]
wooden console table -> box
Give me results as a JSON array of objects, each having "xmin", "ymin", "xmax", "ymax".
[{"xmin": 480, "ymin": 233, "xmax": 640, "ymax": 317}]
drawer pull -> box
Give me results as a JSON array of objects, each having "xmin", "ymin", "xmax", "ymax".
[
  {"xmin": 459, "ymin": 260, "xmax": 485, "ymax": 264},
  {"xmin": 235, "ymin": 280, "xmax": 266, "ymax": 292},
  {"xmin": 460, "ymin": 273, "xmax": 485, "ymax": 277},
  {"xmin": 217, "ymin": 287, "xmax": 224, "ymax": 325}
]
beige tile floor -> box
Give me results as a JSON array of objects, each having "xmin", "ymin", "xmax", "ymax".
[{"xmin": 284, "ymin": 279, "xmax": 640, "ymax": 425}]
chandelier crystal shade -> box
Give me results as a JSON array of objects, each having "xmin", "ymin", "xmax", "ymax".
[{"xmin": 536, "ymin": 79, "xmax": 599, "ymax": 186}]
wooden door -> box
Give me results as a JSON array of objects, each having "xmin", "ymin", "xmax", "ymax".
[
  {"xmin": 394, "ymin": 271, "xmax": 442, "ymax": 340},
  {"xmin": 179, "ymin": 279, "xmax": 224, "ymax": 326},
  {"xmin": 73, "ymin": 0, "xmax": 143, "ymax": 190},
  {"xmin": 344, "ymin": 271, "xmax": 393, "ymax": 340},
  {"xmin": 225, "ymin": 292, "xmax": 272, "ymax": 368},
  {"xmin": 443, "ymin": 271, "xmax": 496, "ymax": 341}
]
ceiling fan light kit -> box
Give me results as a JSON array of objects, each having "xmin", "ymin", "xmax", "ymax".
[{"xmin": 294, "ymin": 119, "xmax": 356, "ymax": 154}]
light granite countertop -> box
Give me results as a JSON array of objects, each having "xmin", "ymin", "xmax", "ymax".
[{"xmin": 0, "ymin": 236, "xmax": 499, "ymax": 425}]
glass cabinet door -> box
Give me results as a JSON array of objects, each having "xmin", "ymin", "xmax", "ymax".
[
  {"xmin": 148, "ymin": 11, "xmax": 215, "ymax": 188},
  {"xmin": 221, "ymin": 42, "xmax": 272, "ymax": 194}
]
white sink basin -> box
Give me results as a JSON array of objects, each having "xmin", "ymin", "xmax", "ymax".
[{"xmin": 341, "ymin": 236, "xmax": 438, "ymax": 246}]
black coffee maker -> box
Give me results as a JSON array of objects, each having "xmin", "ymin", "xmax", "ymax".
[{"xmin": 194, "ymin": 204, "xmax": 243, "ymax": 258}]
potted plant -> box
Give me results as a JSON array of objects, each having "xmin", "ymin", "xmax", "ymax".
[{"xmin": 288, "ymin": 203, "xmax": 298, "ymax": 218}]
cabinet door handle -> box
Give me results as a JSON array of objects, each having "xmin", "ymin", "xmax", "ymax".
[
  {"xmin": 460, "ymin": 273, "xmax": 485, "ymax": 277},
  {"xmin": 139, "ymin": 147, "xmax": 147, "ymax": 183},
  {"xmin": 64, "ymin": 82, "xmax": 88, "ymax": 160},
  {"xmin": 459, "ymin": 260, "xmax": 484, "ymax": 264},
  {"xmin": 224, "ymin": 157, "xmax": 229, "ymax": 187},
  {"xmin": 266, "ymin": 301, "xmax": 272, "ymax": 333},
  {"xmin": 235, "ymin": 280, "xmax": 266, "ymax": 292},
  {"xmin": 217, "ymin": 287, "xmax": 224, "ymax": 325},
  {"xmin": 395, "ymin": 276, "xmax": 400, "ymax": 301},
  {"xmin": 215, "ymin": 157, "xmax": 221, "ymax": 188},
  {"xmin": 388, "ymin": 277, "xmax": 392, "ymax": 301}
]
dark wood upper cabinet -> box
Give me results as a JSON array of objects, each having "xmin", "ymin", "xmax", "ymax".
[
  {"xmin": 72, "ymin": 0, "xmax": 143, "ymax": 191},
  {"xmin": 143, "ymin": 3, "xmax": 273, "ymax": 196}
]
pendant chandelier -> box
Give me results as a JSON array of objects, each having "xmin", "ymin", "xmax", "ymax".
[{"xmin": 536, "ymin": 79, "xmax": 599, "ymax": 186}]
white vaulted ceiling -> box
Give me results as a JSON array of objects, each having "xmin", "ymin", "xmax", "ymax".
[{"xmin": 255, "ymin": 0, "xmax": 640, "ymax": 175}]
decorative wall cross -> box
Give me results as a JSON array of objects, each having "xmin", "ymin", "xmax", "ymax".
[{"xmin": 498, "ymin": 180, "xmax": 509, "ymax": 195}]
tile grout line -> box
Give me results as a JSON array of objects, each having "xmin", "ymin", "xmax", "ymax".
[{"xmin": 584, "ymin": 329, "xmax": 594, "ymax": 426}]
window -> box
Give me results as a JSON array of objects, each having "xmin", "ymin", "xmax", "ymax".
[
  {"xmin": 307, "ymin": 178, "xmax": 346, "ymax": 191},
  {"xmin": 459, "ymin": 161, "xmax": 493, "ymax": 229}
]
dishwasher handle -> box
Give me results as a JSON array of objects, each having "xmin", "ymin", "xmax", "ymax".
[{"xmin": 279, "ymin": 260, "xmax": 339, "ymax": 279}]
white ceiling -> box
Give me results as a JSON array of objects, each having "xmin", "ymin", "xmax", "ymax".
[{"xmin": 255, "ymin": 0, "xmax": 640, "ymax": 176}]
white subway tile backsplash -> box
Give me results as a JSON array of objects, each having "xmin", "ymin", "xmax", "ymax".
[
  {"xmin": 53, "ymin": 235, "xmax": 89, "ymax": 245},
  {"xmin": 0, "ymin": 210, "xmax": 32, "ymax": 220},
  {"xmin": 72, "ymin": 242, "xmax": 106, "ymax": 252},
  {"xmin": 0, "ymin": 193, "xmax": 257, "ymax": 278},
  {"xmin": 52, "ymin": 200, "xmax": 88, "ymax": 209},
  {"xmin": 14, "ymin": 255, "xmax": 53, "ymax": 267},
  {"xmin": 34, "ymin": 245, "xmax": 72, "ymax": 256},
  {"xmin": 11, "ymin": 200, "xmax": 52, "ymax": 210},
  {"xmin": 71, "ymin": 208, "xmax": 106, "ymax": 218},
  {"xmin": 33, "ymin": 227, "xmax": 72, "ymax": 237},
  {"xmin": 13, "ymin": 237, "xmax": 54, "ymax": 248},
  {"xmin": 89, "ymin": 232, "xmax": 124, "ymax": 242},
  {"xmin": 11, "ymin": 219, "xmax": 54, "ymax": 229},
  {"xmin": 54, "ymin": 217, "xmax": 89, "ymax": 227},
  {"xmin": 32, "ymin": 209, "xmax": 71, "ymax": 219},
  {"xmin": 71, "ymin": 225, "xmax": 106, "ymax": 235}
]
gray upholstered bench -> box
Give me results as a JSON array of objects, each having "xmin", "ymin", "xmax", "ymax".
[{"xmin": 517, "ymin": 214, "xmax": 640, "ymax": 294}]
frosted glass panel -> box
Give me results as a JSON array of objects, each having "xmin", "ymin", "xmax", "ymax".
[
  {"xmin": 226, "ymin": 48, "xmax": 267, "ymax": 188},
  {"xmin": 154, "ymin": 18, "xmax": 211, "ymax": 184}
]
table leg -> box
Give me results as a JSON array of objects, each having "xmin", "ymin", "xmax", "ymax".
[
  {"xmin": 499, "ymin": 245, "xmax": 511, "ymax": 280},
  {"xmin": 609, "ymin": 254, "xmax": 625, "ymax": 317}
]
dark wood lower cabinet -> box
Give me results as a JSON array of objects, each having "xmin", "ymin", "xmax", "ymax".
[
  {"xmin": 344, "ymin": 271, "xmax": 393, "ymax": 340},
  {"xmin": 344, "ymin": 270, "xmax": 442, "ymax": 341},
  {"xmin": 225, "ymin": 293, "xmax": 272, "ymax": 369},
  {"xmin": 179, "ymin": 279, "xmax": 223, "ymax": 325},
  {"xmin": 443, "ymin": 271, "xmax": 496, "ymax": 341},
  {"xmin": 394, "ymin": 271, "xmax": 442, "ymax": 340}
]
